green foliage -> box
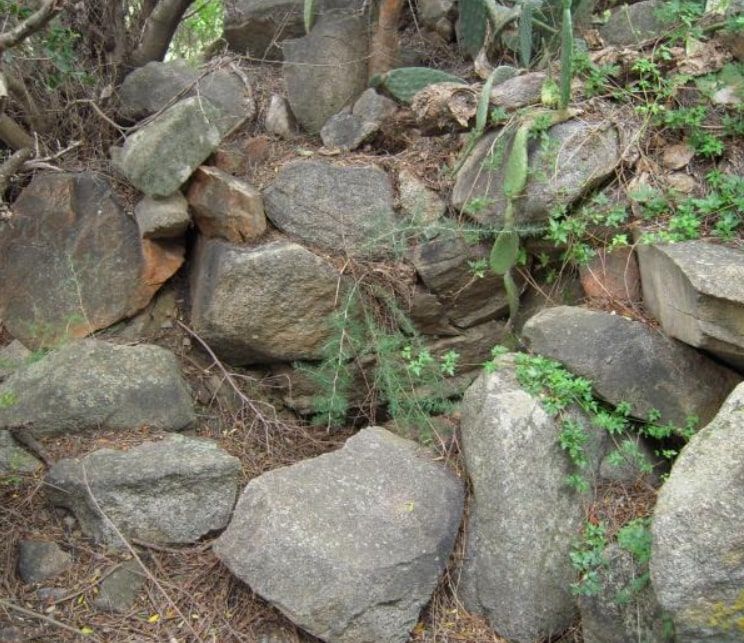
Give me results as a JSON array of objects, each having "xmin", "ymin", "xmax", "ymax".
[
  {"xmin": 373, "ymin": 67, "xmax": 467, "ymax": 104},
  {"xmin": 570, "ymin": 521, "xmax": 608, "ymax": 596},
  {"xmin": 457, "ymin": 0, "xmax": 489, "ymax": 56},
  {"xmin": 0, "ymin": 390, "xmax": 17, "ymax": 409},
  {"xmin": 614, "ymin": 517, "xmax": 652, "ymax": 604},
  {"xmin": 304, "ymin": 0, "xmax": 317, "ymax": 33},
  {"xmin": 168, "ymin": 0, "xmax": 223, "ymax": 60},
  {"xmin": 303, "ymin": 286, "xmax": 459, "ymax": 441},
  {"xmin": 489, "ymin": 229, "xmax": 520, "ymax": 274}
]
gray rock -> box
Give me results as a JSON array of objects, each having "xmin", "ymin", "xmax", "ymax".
[
  {"xmin": 283, "ymin": 13, "xmax": 369, "ymax": 132},
  {"xmin": 0, "ymin": 430, "xmax": 42, "ymax": 475},
  {"xmin": 186, "ymin": 165, "xmax": 267, "ymax": 243},
  {"xmin": 190, "ymin": 238, "xmax": 344, "ymax": 365},
  {"xmin": 0, "ymin": 339, "xmax": 195, "ymax": 437},
  {"xmin": 398, "ymin": 168, "xmax": 446, "ymax": 225},
  {"xmin": 489, "ymin": 72, "xmax": 547, "ymax": 110},
  {"xmin": 119, "ymin": 61, "xmax": 254, "ymax": 133},
  {"xmin": 46, "ymin": 434, "xmax": 240, "ymax": 545},
  {"xmin": 224, "ymin": 0, "xmax": 305, "ymax": 58},
  {"xmin": 135, "ymin": 193, "xmax": 191, "ymax": 239},
  {"xmin": 522, "ymin": 306, "xmax": 741, "ymax": 426},
  {"xmin": 410, "ymin": 232, "xmax": 514, "ymax": 328},
  {"xmin": 263, "ymin": 161, "xmax": 395, "ymax": 255},
  {"xmin": 0, "ymin": 340, "xmax": 30, "ymax": 380},
  {"xmin": 93, "ymin": 560, "xmax": 146, "ymax": 613},
  {"xmin": 112, "ymin": 97, "xmax": 223, "ymax": 197},
  {"xmin": 459, "ymin": 356, "xmax": 608, "ymax": 641},
  {"xmin": 452, "ymin": 118, "xmax": 620, "ymax": 228},
  {"xmin": 265, "ymin": 94, "xmax": 298, "ymax": 138},
  {"xmin": 320, "ymin": 112, "xmax": 378, "ymax": 151},
  {"xmin": 580, "ymin": 544, "xmax": 668, "ymax": 643},
  {"xmin": 637, "ymin": 241, "xmax": 744, "ymax": 371},
  {"xmin": 0, "ymin": 173, "xmax": 183, "ymax": 348},
  {"xmin": 418, "ymin": 0, "xmax": 454, "ymax": 26},
  {"xmin": 18, "ymin": 541, "xmax": 71, "ymax": 584},
  {"xmin": 352, "ymin": 88, "xmax": 398, "ymax": 124},
  {"xmin": 651, "ymin": 382, "xmax": 744, "ymax": 641},
  {"xmin": 600, "ymin": 0, "xmax": 673, "ymax": 47},
  {"xmin": 214, "ymin": 427, "xmax": 464, "ymax": 643}
]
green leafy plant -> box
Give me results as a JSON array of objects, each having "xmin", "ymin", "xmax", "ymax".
[{"xmin": 570, "ymin": 521, "xmax": 608, "ymax": 596}]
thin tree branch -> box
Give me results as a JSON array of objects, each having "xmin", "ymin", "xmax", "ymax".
[
  {"xmin": 0, "ymin": 598, "xmax": 102, "ymax": 641},
  {"xmin": 0, "ymin": 114, "xmax": 33, "ymax": 149},
  {"xmin": 0, "ymin": 0, "xmax": 63, "ymax": 55}
]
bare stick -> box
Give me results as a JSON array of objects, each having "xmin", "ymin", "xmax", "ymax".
[{"xmin": 0, "ymin": 598, "xmax": 102, "ymax": 640}]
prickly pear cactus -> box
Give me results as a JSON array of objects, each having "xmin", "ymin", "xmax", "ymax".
[
  {"xmin": 374, "ymin": 67, "xmax": 467, "ymax": 104},
  {"xmin": 457, "ymin": 0, "xmax": 488, "ymax": 57}
]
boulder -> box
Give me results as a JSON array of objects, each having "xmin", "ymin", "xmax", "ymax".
[
  {"xmin": 263, "ymin": 161, "xmax": 395, "ymax": 255},
  {"xmin": 637, "ymin": 241, "xmax": 744, "ymax": 371},
  {"xmin": 0, "ymin": 173, "xmax": 183, "ymax": 348},
  {"xmin": 522, "ymin": 306, "xmax": 740, "ymax": 426},
  {"xmin": 46, "ymin": 435, "xmax": 240, "ymax": 545},
  {"xmin": 600, "ymin": 0, "xmax": 672, "ymax": 47},
  {"xmin": 651, "ymin": 382, "xmax": 744, "ymax": 641},
  {"xmin": 119, "ymin": 60, "xmax": 254, "ymax": 133},
  {"xmin": 352, "ymin": 88, "xmax": 397, "ymax": 124},
  {"xmin": 190, "ymin": 238, "xmax": 344, "ymax": 364},
  {"xmin": 452, "ymin": 118, "xmax": 620, "ymax": 228},
  {"xmin": 579, "ymin": 246, "xmax": 641, "ymax": 304},
  {"xmin": 320, "ymin": 112, "xmax": 378, "ymax": 151},
  {"xmin": 398, "ymin": 168, "xmax": 446, "ymax": 225},
  {"xmin": 283, "ymin": 13, "xmax": 369, "ymax": 132},
  {"xmin": 264, "ymin": 94, "xmax": 298, "ymax": 138},
  {"xmin": 410, "ymin": 232, "xmax": 514, "ymax": 328},
  {"xmin": 489, "ymin": 72, "xmax": 547, "ymax": 110},
  {"xmin": 579, "ymin": 544, "xmax": 668, "ymax": 643},
  {"xmin": 418, "ymin": 0, "xmax": 454, "ymax": 28},
  {"xmin": 0, "ymin": 430, "xmax": 42, "ymax": 475},
  {"xmin": 0, "ymin": 340, "xmax": 30, "ymax": 380},
  {"xmin": 186, "ymin": 166, "xmax": 267, "ymax": 243},
  {"xmin": 0, "ymin": 339, "xmax": 195, "ymax": 437},
  {"xmin": 135, "ymin": 193, "xmax": 191, "ymax": 239},
  {"xmin": 92, "ymin": 560, "xmax": 146, "ymax": 613},
  {"xmin": 18, "ymin": 541, "xmax": 71, "ymax": 584},
  {"xmin": 112, "ymin": 97, "xmax": 223, "ymax": 197},
  {"xmin": 214, "ymin": 427, "xmax": 464, "ymax": 643},
  {"xmin": 459, "ymin": 355, "xmax": 608, "ymax": 641}
]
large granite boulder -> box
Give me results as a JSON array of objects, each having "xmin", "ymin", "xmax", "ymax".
[
  {"xmin": 522, "ymin": 306, "xmax": 741, "ymax": 426},
  {"xmin": 0, "ymin": 339, "xmax": 195, "ymax": 437},
  {"xmin": 263, "ymin": 161, "xmax": 395, "ymax": 255},
  {"xmin": 459, "ymin": 355, "xmax": 608, "ymax": 641},
  {"xmin": 600, "ymin": 0, "xmax": 672, "ymax": 47},
  {"xmin": 190, "ymin": 238, "xmax": 344, "ymax": 364},
  {"xmin": 0, "ymin": 340, "xmax": 30, "ymax": 381},
  {"xmin": 112, "ymin": 97, "xmax": 223, "ymax": 197},
  {"xmin": 0, "ymin": 173, "xmax": 183, "ymax": 348},
  {"xmin": 46, "ymin": 435, "xmax": 240, "ymax": 545},
  {"xmin": 452, "ymin": 119, "xmax": 620, "ymax": 228},
  {"xmin": 637, "ymin": 240, "xmax": 744, "ymax": 371},
  {"xmin": 283, "ymin": 13, "xmax": 369, "ymax": 132},
  {"xmin": 650, "ymin": 382, "xmax": 744, "ymax": 641},
  {"xmin": 119, "ymin": 60, "xmax": 254, "ymax": 133},
  {"xmin": 214, "ymin": 427, "xmax": 464, "ymax": 643}
]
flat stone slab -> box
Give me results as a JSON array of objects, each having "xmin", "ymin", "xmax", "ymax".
[
  {"xmin": 190, "ymin": 238, "xmax": 344, "ymax": 364},
  {"xmin": 0, "ymin": 339, "xmax": 195, "ymax": 437},
  {"xmin": 522, "ymin": 306, "xmax": 741, "ymax": 426},
  {"xmin": 112, "ymin": 97, "xmax": 223, "ymax": 197},
  {"xmin": 0, "ymin": 172, "xmax": 183, "ymax": 348},
  {"xmin": 651, "ymin": 382, "xmax": 744, "ymax": 641},
  {"xmin": 214, "ymin": 427, "xmax": 464, "ymax": 643},
  {"xmin": 46, "ymin": 435, "xmax": 240, "ymax": 544},
  {"xmin": 263, "ymin": 160, "xmax": 395, "ymax": 256},
  {"xmin": 283, "ymin": 13, "xmax": 369, "ymax": 132},
  {"xmin": 637, "ymin": 240, "xmax": 744, "ymax": 371},
  {"xmin": 452, "ymin": 119, "xmax": 620, "ymax": 229}
]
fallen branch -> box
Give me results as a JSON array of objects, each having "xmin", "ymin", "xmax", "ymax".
[{"xmin": 0, "ymin": 598, "xmax": 101, "ymax": 641}]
